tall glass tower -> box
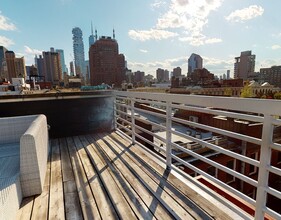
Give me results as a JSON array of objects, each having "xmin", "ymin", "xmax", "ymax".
[{"xmin": 72, "ymin": 27, "xmax": 85, "ymax": 77}]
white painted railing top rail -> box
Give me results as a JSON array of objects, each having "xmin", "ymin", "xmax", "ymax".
[{"xmin": 113, "ymin": 91, "xmax": 281, "ymax": 220}]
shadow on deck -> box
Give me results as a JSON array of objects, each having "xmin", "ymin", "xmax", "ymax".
[{"xmin": 16, "ymin": 131, "xmax": 243, "ymax": 220}]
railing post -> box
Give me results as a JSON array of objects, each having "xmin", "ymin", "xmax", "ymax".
[
  {"xmin": 255, "ymin": 114, "xmax": 274, "ymax": 220},
  {"xmin": 166, "ymin": 101, "xmax": 172, "ymax": 168},
  {"xmin": 113, "ymin": 94, "xmax": 117, "ymax": 130},
  {"xmin": 130, "ymin": 98, "xmax": 136, "ymax": 144}
]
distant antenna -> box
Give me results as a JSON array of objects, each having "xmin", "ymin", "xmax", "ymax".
[
  {"xmin": 95, "ymin": 28, "xmax": 98, "ymax": 40},
  {"xmin": 113, "ymin": 27, "xmax": 115, "ymax": 39},
  {"xmin": 91, "ymin": 21, "xmax": 93, "ymax": 35}
]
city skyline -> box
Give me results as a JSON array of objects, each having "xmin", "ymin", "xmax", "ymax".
[{"xmin": 1, "ymin": 0, "xmax": 281, "ymax": 77}]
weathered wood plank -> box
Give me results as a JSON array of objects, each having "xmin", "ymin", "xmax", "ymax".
[
  {"xmin": 85, "ymin": 134, "xmax": 167, "ymax": 220},
  {"xmin": 66, "ymin": 137, "xmax": 101, "ymax": 220},
  {"xmin": 30, "ymin": 149, "xmax": 51, "ymax": 220},
  {"xmin": 72, "ymin": 136, "xmax": 117, "ymax": 220},
  {"xmin": 16, "ymin": 196, "xmax": 34, "ymax": 220},
  {"xmin": 93, "ymin": 133, "xmax": 194, "ymax": 220},
  {"xmin": 59, "ymin": 138, "xmax": 83, "ymax": 220},
  {"xmin": 105, "ymin": 132, "xmax": 212, "ymax": 219},
  {"xmin": 112, "ymin": 131, "xmax": 233, "ymax": 220},
  {"xmin": 49, "ymin": 139, "xmax": 65, "ymax": 220},
  {"xmin": 78, "ymin": 135, "xmax": 137, "ymax": 220}
]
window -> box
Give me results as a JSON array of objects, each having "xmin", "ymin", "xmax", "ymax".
[
  {"xmin": 226, "ymin": 160, "xmax": 236, "ymax": 183},
  {"xmin": 249, "ymin": 152, "xmax": 258, "ymax": 175}
]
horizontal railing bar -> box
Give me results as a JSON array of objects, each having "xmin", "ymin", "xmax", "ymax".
[
  {"xmin": 116, "ymin": 116, "xmax": 132, "ymax": 126},
  {"xmin": 267, "ymin": 165, "xmax": 281, "ymax": 177},
  {"xmin": 171, "ymin": 129, "xmax": 260, "ymax": 167},
  {"xmin": 270, "ymin": 142, "xmax": 281, "ymax": 151},
  {"xmin": 171, "ymin": 116, "xmax": 262, "ymax": 146},
  {"xmin": 134, "ymin": 107, "xmax": 166, "ymax": 119},
  {"xmin": 134, "ymin": 124, "xmax": 167, "ymax": 143},
  {"xmin": 263, "ymin": 206, "xmax": 281, "ymax": 220},
  {"xmin": 266, "ymin": 186, "xmax": 281, "ymax": 200},
  {"xmin": 171, "ymin": 142, "xmax": 258, "ymax": 187},
  {"xmin": 271, "ymin": 118, "xmax": 281, "ymax": 126},
  {"xmin": 116, "ymin": 109, "xmax": 131, "ymax": 117},
  {"xmin": 171, "ymin": 155, "xmax": 256, "ymax": 206},
  {"xmin": 133, "ymin": 115, "xmax": 167, "ymax": 131},
  {"xmin": 116, "ymin": 122, "xmax": 132, "ymax": 134},
  {"xmin": 171, "ymin": 103, "xmax": 264, "ymax": 123},
  {"xmin": 134, "ymin": 132, "xmax": 166, "ymax": 153},
  {"xmin": 131, "ymin": 97, "xmax": 167, "ymax": 107},
  {"xmin": 114, "ymin": 91, "xmax": 281, "ymax": 116},
  {"xmin": 115, "ymin": 102, "xmax": 132, "ymax": 109}
]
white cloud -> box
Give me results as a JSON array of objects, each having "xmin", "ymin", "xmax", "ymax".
[
  {"xmin": 128, "ymin": 29, "xmax": 178, "ymax": 41},
  {"xmin": 205, "ymin": 38, "xmax": 222, "ymax": 44},
  {"xmin": 0, "ymin": 12, "xmax": 16, "ymax": 31},
  {"xmin": 24, "ymin": 46, "xmax": 42, "ymax": 55},
  {"xmin": 271, "ymin": 45, "xmax": 281, "ymax": 50},
  {"xmin": 156, "ymin": 0, "xmax": 223, "ymax": 32},
  {"xmin": 225, "ymin": 5, "xmax": 264, "ymax": 22},
  {"xmin": 179, "ymin": 34, "xmax": 222, "ymax": 46},
  {"xmin": 151, "ymin": 0, "xmax": 166, "ymax": 10},
  {"xmin": 139, "ymin": 49, "xmax": 148, "ymax": 53},
  {"xmin": 0, "ymin": 36, "xmax": 14, "ymax": 47}
]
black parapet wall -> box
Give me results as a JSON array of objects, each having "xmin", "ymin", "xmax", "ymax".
[{"xmin": 0, "ymin": 91, "xmax": 114, "ymax": 138}]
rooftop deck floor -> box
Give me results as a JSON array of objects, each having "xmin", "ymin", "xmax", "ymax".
[{"xmin": 16, "ymin": 131, "xmax": 240, "ymax": 220}]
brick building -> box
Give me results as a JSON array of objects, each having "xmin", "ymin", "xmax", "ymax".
[{"xmin": 89, "ymin": 36, "xmax": 126, "ymax": 86}]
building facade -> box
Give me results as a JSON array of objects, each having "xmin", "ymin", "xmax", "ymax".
[
  {"xmin": 35, "ymin": 55, "xmax": 44, "ymax": 77},
  {"xmin": 188, "ymin": 53, "xmax": 203, "ymax": 76},
  {"xmin": 72, "ymin": 27, "xmax": 85, "ymax": 78},
  {"xmin": 173, "ymin": 67, "xmax": 182, "ymax": 77},
  {"xmin": 5, "ymin": 51, "xmax": 16, "ymax": 81},
  {"xmin": 0, "ymin": 46, "xmax": 7, "ymax": 79},
  {"xmin": 89, "ymin": 36, "xmax": 126, "ymax": 86},
  {"xmin": 56, "ymin": 49, "xmax": 67, "ymax": 75},
  {"xmin": 260, "ymin": 66, "xmax": 281, "ymax": 88},
  {"xmin": 15, "ymin": 57, "xmax": 26, "ymax": 79},
  {"xmin": 234, "ymin": 51, "xmax": 256, "ymax": 80},
  {"xmin": 43, "ymin": 50, "xmax": 62, "ymax": 85}
]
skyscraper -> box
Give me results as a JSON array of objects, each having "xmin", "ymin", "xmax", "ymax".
[
  {"xmin": 43, "ymin": 49, "xmax": 62, "ymax": 85},
  {"xmin": 89, "ymin": 22, "xmax": 95, "ymax": 48},
  {"xmin": 188, "ymin": 53, "xmax": 203, "ymax": 76},
  {"xmin": 5, "ymin": 51, "xmax": 16, "ymax": 81},
  {"xmin": 89, "ymin": 36, "xmax": 126, "ymax": 86},
  {"xmin": 56, "ymin": 49, "xmax": 67, "ymax": 75},
  {"xmin": 72, "ymin": 27, "xmax": 85, "ymax": 77},
  {"xmin": 234, "ymin": 51, "xmax": 256, "ymax": 80},
  {"xmin": 35, "ymin": 55, "xmax": 44, "ymax": 77},
  {"xmin": 15, "ymin": 57, "xmax": 27, "ymax": 78},
  {"xmin": 0, "ymin": 46, "xmax": 7, "ymax": 78},
  {"xmin": 173, "ymin": 67, "xmax": 182, "ymax": 77}
]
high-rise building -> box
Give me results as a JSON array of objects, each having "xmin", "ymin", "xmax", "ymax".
[
  {"xmin": 43, "ymin": 49, "xmax": 62, "ymax": 85},
  {"xmin": 227, "ymin": 70, "xmax": 230, "ymax": 79},
  {"xmin": 89, "ymin": 22, "xmax": 95, "ymax": 48},
  {"xmin": 188, "ymin": 53, "xmax": 203, "ymax": 76},
  {"xmin": 156, "ymin": 68, "xmax": 164, "ymax": 82},
  {"xmin": 134, "ymin": 71, "xmax": 145, "ymax": 83},
  {"xmin": 5, "ymin": 51, "xmax": 16, "ymax": 81},
  {"xmin": 260, "ymin": 66, "xmax": 281, "ymax": 88},
  {"xmin": 164, "ymin": 69, "xmax": 169, "ymax": 81},
  {"xmin": 69, "ymin": 61, "xmax": 74, "ymax": 76},
  {"xmin": 173, "ymin": 67, "xmax": 182, "ymax": 77},
  {"xmin": 89, "ymin": 36, "xmax": 126, "ymax": 86},
  {"xmin": 35, "ymin": 55, "xmax": 44, "ymax": 77},
  {"xmin": 56, "ymin": 49, "xmax": 67, "ymax": 75},
  {"xmin": 72, "ymin": 27, "xmax": 85, "ymax": 77},
  {"xmin": 234, "ymin": 51, "xmax": 255, "ymax": 80},
  {"xmin": 15, "ymin": 57, "xmax": 26, "ymax": 79},
  {"xmin": 0, "ymin": 46, "xmax": 7, "ymax": 77}
]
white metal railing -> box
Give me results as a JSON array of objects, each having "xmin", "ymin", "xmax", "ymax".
[{"xmin": 113, "ymin": 91, "xmax": 281, "ymax": 220}]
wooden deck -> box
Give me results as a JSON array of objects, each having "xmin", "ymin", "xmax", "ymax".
[{"xmin": 16, "ymin": 131, "xmax": 238, "ymax": 220}]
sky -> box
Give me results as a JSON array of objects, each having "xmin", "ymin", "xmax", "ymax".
[{"xmin": 0, "ymin": 0, "xmax": 281, "ymax": 78}]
